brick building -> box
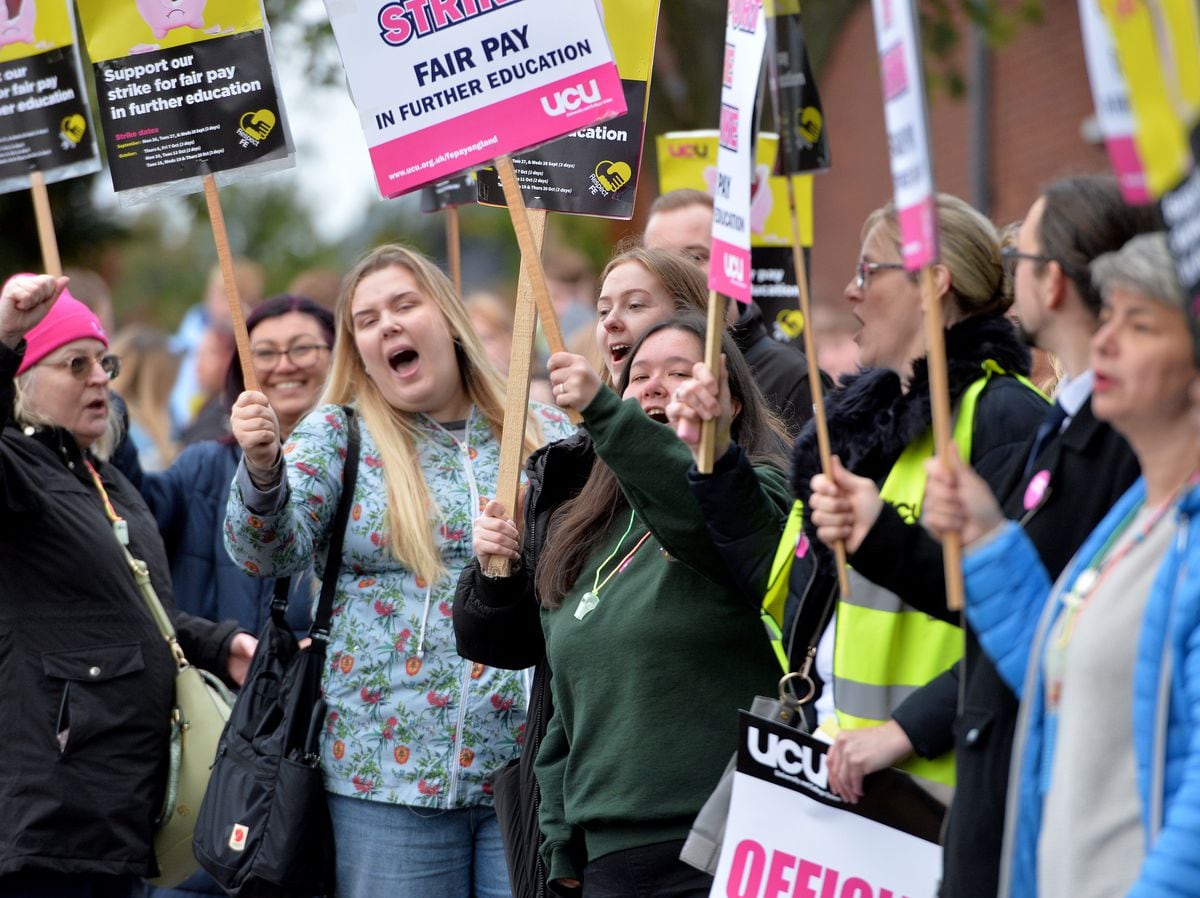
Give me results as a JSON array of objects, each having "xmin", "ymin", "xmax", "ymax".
[{"xmin": 807, "ymin": 1, "xmax": 1110, "ymax": 315}]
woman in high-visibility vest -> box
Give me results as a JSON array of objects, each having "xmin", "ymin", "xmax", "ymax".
[{"xmin": 671, "ymin": 193, "xmax": 1048, "ymax": 793}]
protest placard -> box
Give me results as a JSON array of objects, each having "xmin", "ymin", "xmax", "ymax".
[
  {"xmin": 708, "ymin": 0, "xmax": 767, "ymax": 305},
  {"xmin": 870, "ymin": 0, "xmax": 963, "ymax": 609},
  {"xmin": 657, "ymin": 129, "xmax": 812, "ymax": 340},
  {"xmin": 1096, "ymin": 0, "xmax": 1200, "ymax": 355},
  {"xmin": 1077, "ymin": 0, "xmax": 1148, "ymax": 204},
  {"xmin": 712, "ymin": 713, "xmax": 943, "ymax": 898},
  {"xmin": 325, "ymin": 0, "xmax": 626, "ymax": 198},
  {"xmin": 421, "ymin": 173, "xmax": 478, "ymax": 292},
  {"xmin": 76, "ymin": 0, "xmax": 292, "ymax": 197},
  {"xmin": 0, "ymin": 0, "xmax": 100, "ymax": 195},
  {"xmin": 870, "ymin": 0, "xmax": 936, "ymax": 270},
  {"xmin": 475, "ymin": 0, "xmax": 660, "ymax": 219}
]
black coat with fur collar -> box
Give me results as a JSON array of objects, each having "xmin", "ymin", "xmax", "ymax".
[{"xmin": 790, "ymin": 313, "xmax": 1043, "ymax": 507}]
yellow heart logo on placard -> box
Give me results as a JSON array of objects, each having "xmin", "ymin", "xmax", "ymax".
[
  {"xmin": 594, "ymin": 160, "xmax": 632, "ymax": 194},
  {"xmin": 239, "ymin": 109, "xmax": 276, "ymax": 142},
  {"xmin": 59, "ymin": 114, "xmax": 87, "ymax": 146},
  {"xmin": 797, "ymin": 106, "xmax": 823, "ymax": 146}
]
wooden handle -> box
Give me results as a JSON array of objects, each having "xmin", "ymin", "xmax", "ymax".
[
  {"xmin": 787, "ymin": 177, "xmax": 850, "ymax": 599},
  {"xmin": 493, "ymin": 157, "xmax": 574, "ymax": 361},
  {"xmin": 446, "ymin": 206, "xmax": 462, "ymax": 296},
  {"xmin": 203, "ymin": 173, "xmax": 258, "ymax": 393},
  {"xmin": 485, "ymin": 208, "xmax": 548, "ymax": 579},
  {"xmin": 30, "ymin": 171, "xmax": 62, "ymax": 278},
  {"xmin": 921, "ymin": 266, "xmax": 964, "ymax": 611},
  {"xmin": 697, "ymin": 291, "xmax": 726, "ymax": 473}
]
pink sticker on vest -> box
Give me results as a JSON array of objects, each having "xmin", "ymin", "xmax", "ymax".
[
  {"xmin": 1024, "ymin": 469, "xmax": 1051, "ymax": 511},
  {"xmin": 795, "ymin": 533, "xmax": 810, "ymax": 559}
]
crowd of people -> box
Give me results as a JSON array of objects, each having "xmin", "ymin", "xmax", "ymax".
[{"xmin": 2, "ymin": 175, "xmax": 1198, "ymax": 898}]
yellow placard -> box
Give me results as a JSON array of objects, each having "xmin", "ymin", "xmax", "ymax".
[
  {"xmin": 655, "ymin": 130, "xmax": 813, "ymax": 247},
  {"xmin": 603, "ymin": 0, "xmax": 660, "ymax": 85},
  {"xmin": 76, "ymin": 0, "xmax": 265, "ymax": 63},
  {"xmin": 0, "ymin": 0, "xmax": 74, "ymax": 64},
  {"xmin": 1099, "ymin": 0, "xmax": 1200, "ymax": 196}
]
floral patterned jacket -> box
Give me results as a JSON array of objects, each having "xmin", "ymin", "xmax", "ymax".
[{"xmin": 224, "ymin": 402, "xmax": 574, "ymax": 807}]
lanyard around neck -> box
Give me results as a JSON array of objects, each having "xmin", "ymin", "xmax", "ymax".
[{"xmin": 575, "ymin": 509, "xmax": 653, "ymax": 621}]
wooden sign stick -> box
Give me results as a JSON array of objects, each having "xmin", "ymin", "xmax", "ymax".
[
  {"xmin": 921, "ymin": 267, "xmax": 964, "ymax": 611},
  {"xmin": 697, "ymin": 290, "xmax": 726, "ymax": 473},
  {"xmin": 485, "ymin": 207, "xmax": 547, "ymax": 579},
  {"xmin": 786, "ymin": 177, "xmax": 851, "ymax": 599},
  {"xmin": 202, "ymin": 173, "xmax": 258, "ymax": 393},
  {"xmin": 446, "ymin": 206, "xmax": 463, "ymax": 295},
  {"xmin": 29, "ymin": 171, "xmax": 62, "ymax": 277}
]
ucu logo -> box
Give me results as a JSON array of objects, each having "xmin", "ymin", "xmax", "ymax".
[
  {"xmin": 724, "ymin": 253, "xmax": 746, "ymax": 282},
  {"xmin": 668, "ymin": 144, "xmax": 708, "ymax": 158},
  {"xmin": 540, "ymin": 79, "xmax": 601, "ymax": 116},
  {"xmin": 747, "ymin": 726, "xmax": 828, "ymax": 788}
]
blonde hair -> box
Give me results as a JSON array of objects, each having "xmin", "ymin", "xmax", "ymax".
[
  {"xmin": 13, "ymin": 368, "xmax": 124, "ymax": 461},
  {"xmin": 109, "ymin": 325, "xmax": 180, "ymax": 467},
  {"xmin": 325, "ymin": 244, "xmax": 543, "ymax": 583},
  {"xmin": 863, "ymin": 193, "xmax": 1009, "ymax": 318}
]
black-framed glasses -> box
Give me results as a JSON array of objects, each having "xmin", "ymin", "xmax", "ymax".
[
  {"xmin": 250, "ymin": 343, "xmax": 332, "ymax": 369},
  {"xmin": 1001, "ymin": 247, "xmax": 1056, "ymax": 279},
  {"xmin": 50, "ymin": 352, "xmax": 121, "ymax": 381},
  {"xmin": 854, "ymin": 260, "xmax": 906, "ymax": 290}
]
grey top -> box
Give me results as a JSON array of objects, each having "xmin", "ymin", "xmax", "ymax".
[{"xmin": 1038, "ymin": 506, "xmax": 1176, "ymax": 898}]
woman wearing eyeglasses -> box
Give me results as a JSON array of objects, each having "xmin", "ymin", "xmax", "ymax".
[
  {"xmin": 674, "ymin": 193, "xmax": 1047, "ymax": 795},
  {"xmin": 0, "ymin": 274, "xmax": 256, "ymax": 898}
]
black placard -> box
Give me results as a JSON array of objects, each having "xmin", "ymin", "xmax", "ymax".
[
  {"xmin": 92, "ymin": 31, "xmax": 287, "ymax": 191},
  {"xmin": 475, "ymin": 78, "xmax": 646, "ymax": 219},
  {"xmin": 0, "ymin": 46, "xmax": 99, "ymax": 186},
  {"xmin": 420, "ymin": 173, "xmax": 478, "ymax": 212}
]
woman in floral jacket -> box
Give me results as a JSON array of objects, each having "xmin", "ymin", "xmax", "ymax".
[{"xmin": 224, "ymin": 245, "xmax": 573, "ymax": 897}]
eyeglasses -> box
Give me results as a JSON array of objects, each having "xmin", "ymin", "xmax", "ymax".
[
  {"xmin": 1001, "ymin": 247, "xmax": 1056, "ymax": 279},
  {"xmin": 250, "ymin": 343, "xmax": 332, "ymax": 369},
  {"xmin": 854, "ymin": 260, "xmax": 906, "ymax": 290},
  {"xmin": 49, "ymin": 352, "xmax": 121, "ymax": 381}
]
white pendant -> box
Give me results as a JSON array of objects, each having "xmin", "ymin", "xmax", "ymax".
[{"xmin": 575, "ymin": 591, "xmax": 599, "ymax": 620}]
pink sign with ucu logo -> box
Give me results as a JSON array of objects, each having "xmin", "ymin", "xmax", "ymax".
[{"xmin": 324, "ymin": 0, "xmax": 625, "ymax": 198}]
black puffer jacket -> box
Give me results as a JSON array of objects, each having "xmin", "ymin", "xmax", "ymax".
[
  {"xmin": 0, "ymin": 340, "xmax": 240, "ymax": 879},
  {"xmin": 731, "ymin": 300, "xmax": 831, "ymax": 436}
]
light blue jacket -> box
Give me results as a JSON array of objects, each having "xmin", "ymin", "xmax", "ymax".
[{"xmin": 966, "ymin": 478, "xmax": 1200, "ymax": 898}]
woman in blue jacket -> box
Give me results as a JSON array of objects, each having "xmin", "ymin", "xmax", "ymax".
[
  {"xmin": 924, "ymin": 233, "xmax": 1200, "ymax": 898},
  {"xmin": 121, "ymin": 295, "xmax": 335, "ymax": 640}
]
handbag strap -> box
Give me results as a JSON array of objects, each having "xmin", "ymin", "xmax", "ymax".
[
  {"xmin": 269, "ymin": 406, "xmax": 361, "ymax": 643},
  {"xmin": 84, "ymin": 459, "xmax": 189, "ymax": 666}
]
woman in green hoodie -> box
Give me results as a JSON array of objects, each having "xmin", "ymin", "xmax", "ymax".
[{"xmin": 467, "ymin": 314, "xmax": 790, "ymax": 897}]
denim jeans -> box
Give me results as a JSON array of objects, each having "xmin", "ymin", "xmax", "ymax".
[
  {"xmin": 579, "ymin": 840, "xmax": 712, "ymax": 898},
  {"xmin": 327, "ymin": 793, "xmax": 511, "ymax": 898}
]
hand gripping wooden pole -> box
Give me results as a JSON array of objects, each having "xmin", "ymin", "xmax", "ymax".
[
  {"xmin": 203, "ymin": 173, "xmax": 258, "ymax": 393},
  {"xmin": 697, "ymin": 291, "xmax": 726, "ymax": 473},
  {"xmin": 485, "ymin": 207, "xmax": 547, "ymax": 579},
  {"xmin": 921, "ymin": 267, "xmax": 965, "ymax": 611},
  {"xmin": 30, "ymin": 171, "xmax": 62, "ymax": 278},
  {"xmin": 786, "ymin": 176, "xmax": 851, "ymax": 599}
]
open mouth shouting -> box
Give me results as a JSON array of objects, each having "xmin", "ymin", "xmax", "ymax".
[
  {"xmin": 388, "ymin": 345, "xmax": 420, "ymax": 376},
  {"xmin": 641, "ymin": 403, "xmax": 669, "ymax": 424}
]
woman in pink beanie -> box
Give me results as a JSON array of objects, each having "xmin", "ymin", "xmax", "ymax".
[{"xmin": 0, "ymin": 274, "xmax": 255, "ymax": 898}]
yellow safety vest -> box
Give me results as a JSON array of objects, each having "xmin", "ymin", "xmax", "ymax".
[{"xmin": 761, "ymin": 361, "xmax": 1044, "ymax": 788}]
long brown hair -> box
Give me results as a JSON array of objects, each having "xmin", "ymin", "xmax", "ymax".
[
  {"xmin": 535, "ymin": 313, "xmax": 789, "ymax": 608},
  {"xmin": 324, "ymin": 244, "xmax": 542, "ymax": 583}
]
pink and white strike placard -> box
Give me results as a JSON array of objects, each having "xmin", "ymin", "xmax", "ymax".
[
  {"xmin": 870, "ymin": 0, "xmax": 937, "ymax": 270},
  {"xmin": 324, "ymin": 0, "xmax": 626, "ymax": 198},
  {"xmin": 707, "ymin": 0, "xmax": 767, "ymax": 305}
]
